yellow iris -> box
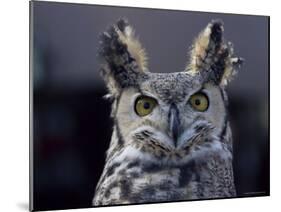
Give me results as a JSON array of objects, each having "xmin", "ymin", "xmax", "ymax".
[
  {"xmin": 189, "ymin": 92, "xmax": 209, "ymax": 112},
  {"xmin": 135, "ymin": 96, "xmax": 157, "ymax": 117}
]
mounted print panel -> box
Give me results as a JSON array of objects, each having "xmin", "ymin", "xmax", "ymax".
[{"xmin": 30, "ymin": 1, "xmax": 269, "ymax": 211}]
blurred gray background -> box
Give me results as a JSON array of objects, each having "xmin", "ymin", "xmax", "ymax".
[{"xmin": 32, "ymin": 1, "xmax": 269, "ymax": 211}]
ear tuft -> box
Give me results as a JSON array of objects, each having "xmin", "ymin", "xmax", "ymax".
[
  {"xmin": 115, "ymin": 18, "xmax": 148, "ymax": 72},
  {"xmin": 186, "ymin": 20, "xmax": 243, "ymax": 86},
  {"xmin": 98, "ymin": 19, "xmax": 148, "ymax": 98},
  {"xmin": 187, "ymin": 20, "xmax": 224, "ymax": 73},
  {"xmin": 98, "ymin": 18, "xmax": 148, "ymax": 73}
]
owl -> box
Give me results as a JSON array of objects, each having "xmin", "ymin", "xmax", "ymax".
[{"xmin": 93, "ymin": 19, "xmax": 243, "ymax": 206}]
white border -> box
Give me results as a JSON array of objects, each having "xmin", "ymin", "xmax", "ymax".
[{"xmin": 0, "ymin": 0, "xmax": 277, "ymax": 212}]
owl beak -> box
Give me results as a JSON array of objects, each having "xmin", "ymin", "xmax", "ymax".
[{"xmin": 168, "ymin": 103, "xmax": 181, "ymax": 146}]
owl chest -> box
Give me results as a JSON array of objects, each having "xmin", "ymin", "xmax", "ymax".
[{"xmin": 94, "ymin": 153, "xmax": 235, "ymax": 205}]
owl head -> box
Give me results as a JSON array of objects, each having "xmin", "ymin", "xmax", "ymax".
[{"xmin": 99, "ymin": 19, "xmax": 243, "ymax": 163}]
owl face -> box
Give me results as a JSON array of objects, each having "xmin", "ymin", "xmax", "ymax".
[
  {"xmin": 116, "ymin": 72, "xmax": 226, "ymax": 154},
  {"xmin": 99, "ymin": 19, "xmax": 242, "ymax": 162}
]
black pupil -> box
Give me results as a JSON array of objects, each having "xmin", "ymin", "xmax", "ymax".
[
  {"xmin": 143, "ymin": 102, "xmax": 150, "ymax": 109},
  {"xmin": 195, "ymin": 99, "xmax": 201, "ymax": 106}
]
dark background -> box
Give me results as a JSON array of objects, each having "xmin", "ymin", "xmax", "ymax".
[{"xmin": 31, "ymin": 1, "xmax": 269, "ymax": 211}]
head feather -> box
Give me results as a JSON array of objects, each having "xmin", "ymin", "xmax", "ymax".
[
  {"xmin": 186, "ymin": 20, "xmax": 243, "ymax": 86},
  {"xmin": 98, "ymin": 19, "xmax": 148, "ymax": 97}
]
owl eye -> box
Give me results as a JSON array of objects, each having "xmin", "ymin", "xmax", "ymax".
[
  {"xmin": 189, "ymin": 92, "xmax": 209, "ymax": 112},
  {"xmin": 135, "ymin": 96, "xmax": 157, "ymax": 117}
]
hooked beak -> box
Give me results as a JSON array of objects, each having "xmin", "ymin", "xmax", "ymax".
[{"xmin": 168, "ymin": 103, "xmax": 181, "ymax": 146}]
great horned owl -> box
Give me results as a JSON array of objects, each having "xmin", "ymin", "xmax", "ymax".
[{"xmin": 93, "ymin": 19, "xmax": 243, "ymax": 206}]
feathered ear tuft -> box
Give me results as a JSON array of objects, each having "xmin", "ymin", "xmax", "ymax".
[
  {"xmin": 186, "ymin": 20, "xmax": 243, "ymax": 86},
  {"xmin": 98, "ymin": 19, "xmax": 148, "ymax": 97},
  {"xmin": 115, "ymin": 19, "xmax": 148, "ymax": 72}
]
